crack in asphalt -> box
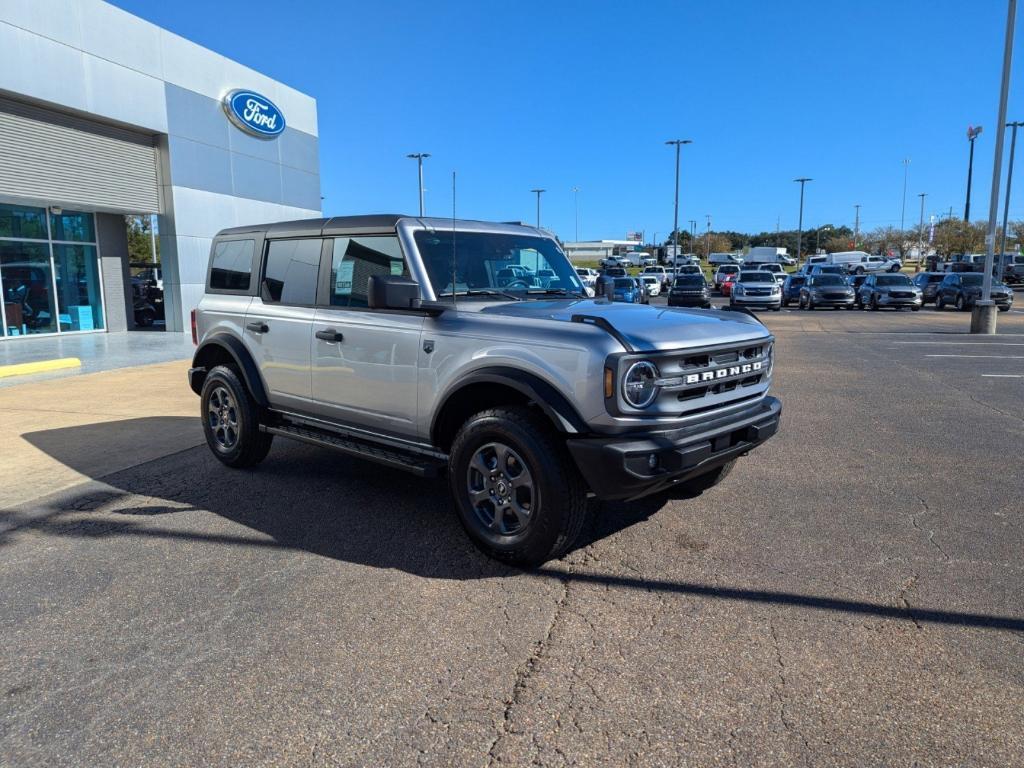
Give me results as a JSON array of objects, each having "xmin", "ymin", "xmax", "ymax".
[
  {"xmin": 898, "ymin": 573, "xmax": 924, "ymax": 630},
  {"xmin": 485, "ymin": 574, "xmax": 570, "ymax": 766},
  {"xmin": 767, "ymin": 618, "xmax": 811, "ymax": 764},
  {"xmin": 911, "ymin": 496, "xmax": 951, "ymax": 562}
]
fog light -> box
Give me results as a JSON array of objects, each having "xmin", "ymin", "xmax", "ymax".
[{"xmin": 648, "ymin": 453, "xmax": 659, "ymax": 469}]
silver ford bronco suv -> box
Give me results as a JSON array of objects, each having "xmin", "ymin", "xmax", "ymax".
[{"xmin": 189, "ymin": 215, "xmax": 781, "ymax": 565}]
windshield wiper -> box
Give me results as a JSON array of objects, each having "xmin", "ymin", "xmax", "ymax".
[
  {"xmin": 522, "ymin": 288, "xmax": 586, "ymax": 298},
  {"xmin": 439, "ymin": 289, "xmax": 523, "ymax": 301}
]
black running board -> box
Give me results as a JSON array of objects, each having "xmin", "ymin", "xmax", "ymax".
[{"xmin": 262, "ymin": 423, "xmax": 447, "ymax": 478}]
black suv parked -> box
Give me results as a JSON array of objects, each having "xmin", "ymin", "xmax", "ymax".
[
  {"xmin": 667, "ymin": 275, "xmax": 711, "ymax": 308},
  {"xmin": 934, "ymin": 272, "xmax": 1014, "ymax": 312}
]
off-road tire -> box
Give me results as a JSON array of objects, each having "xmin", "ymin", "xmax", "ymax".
[
  {"xmin": 449, "ymin": 406, "xmax": 588, "ymax": 567},
  {"xmin": 200, "ymin": 365, "xmax": 273, "ymax": 468}
]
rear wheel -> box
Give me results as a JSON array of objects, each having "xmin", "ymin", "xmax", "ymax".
[
  {"xmin": 935, "ymin": 295, "xmax": 945, "ymax": 310},
  {"xmin": 870, "ymin": 294, "xmax": 879, "ymax": 311},
  {"xmin": 956, "ymin": 294, "xmax": 967, "ymax": 312},
  {"xmin": 449, "ymin": 406, "xmax": 588, "ymax": 567},
  {"xmin": 200, "ymin": 365, "xmax": 273, "ymax": 468}
]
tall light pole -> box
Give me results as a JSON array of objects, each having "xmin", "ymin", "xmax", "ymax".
[
  {"xmin": 406, "ymin": 153, "xmax": 430, "ymax": 216},
  {"xmin": 900, "ymin": 158, "xmax": 911, "ymax": 231},
  {"xmin": 917, "ymin": 193, "xmax": 928, "ymax": 271},
  {"xmin": 964, "ymin": 126, "xmax": 983, "ymax": 221},
  {"xmin": 705, "ymin": 214, "xmax": 712, "ymax": 260},
  {"xmin": 571, "ymin": 186, "xmax": 580, "ymax": 242},
  {"xmin": 665, "ymin": 139, "xmax": 692, "ymax": 275},
  {"xmin": 530, "ymin": 189, "xmax": 545, "ymax": 229},
  {"xmin": 794, "ymin": 178, "xmax": 812, "ymax": 263},
  {"xmin": 974, "ymin": 0, "xmax": 1016, "ymax": 335},
  {"xmin": 999, "ymin": 121, "xmax": 1023, "ymax": 259},
  {"xmin": 854, "ymin": 204, "xmax": 861, "ymax": 247}
]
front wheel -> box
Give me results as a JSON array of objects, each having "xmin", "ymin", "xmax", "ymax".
[
  {"xmin": 935, "ymin": 295, "xmax": 945, "ymax": 310},
  {"xmin": 870, "ymin": 294, "xmax": 879, "ymax": 311},
  {"xmin": 200, "ymin": 365, "xmax": 273, "ymax": 468},
  {"xmin": 956, "ymin": 294, "xmax": 967, "ymax": 312},
  {"xmin": 998, "ymin": 305, "xmax": 1010, "ymax": 312},
  {"xmin": 449, "ymin": 406, "xmax": 588, "ymax": 567}
]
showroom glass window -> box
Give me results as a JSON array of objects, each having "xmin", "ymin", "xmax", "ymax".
[{"xmin": 0, "ymin": 204, "xmax": 105, "ymax": 337}]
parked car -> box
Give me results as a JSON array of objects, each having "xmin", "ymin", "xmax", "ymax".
[
  {"xmin": 639, "ymin": 275, "xmax": 661, "ymax": 298},
  {"xmin": 809, "ymin": 265, "xmax": 848, "ymax": 276},
  {"xmin": 848, "ymin": 274, "xmax": 868, "ymax": 307},
  {"xmin": 780, "ymin": 275, "xmax": 806, "ymax": 307},
  {"xmin": 603, "ymin": 266, "xmax": 627, "ymax": 278},
  {"xmin": 675, "ymin": 264, "xmax": 703, "ymax": 276},
  {"xmin": 600, "ymin": 255, "xmax": 633, "ymax": 269},
  {"xmin": 827, "ymin": 251, "xmax": 902, "ymax": 274},
  {"xmin": 797, "ymin": 255, "xmax": 829, "ymax": 274},
  {"xmin": 719, "ymin": 274, "xmax": 737, "ymax": 296},
  {"xmin": 635, "ymin": 252, "xmax": 658, "ymax": 268},
  {"xmin": 611, "ymin": 276, "xmax": 642, "ymax": 303},
  {"xmin": 666, "ymin": 275, "xmax": 711, "ymax": 308},
  {"xmin": 714, "ymin": 264, "xmax": 741, "ymax": 292},
  {"xmin": 642, "ymin": 265, "xmax": 671, "ymax": 289},
  {"xmin": 857, "ymin": 273, "xmax": 922, "ymax": 311},
  {"xmin": 708, "ymin": 252, "xmax": 742, "ymax": 266},
  {"xmin": 757, "ymin": 263, "xmax": 786, "ymax": 281},
  {"xmin": 911, "ymin": 272, "xmax": 945, "ymax": 304},
  {"xmin": 798, "ymin": 274, "xmax": 856, "ymax": 310},
  {"xmin": 575, "ymin": 267, "xmax": 599, "ymax": 288},
  {"xmin": 730, "ymin": 271, "xmax": 782, "ymax": 311},
  {"xmin": 1000, "ymin": 253, "xmax": 1024, "ymax": 284},
  {"xmin": 934, "ymin": 272, "xmax": 1014, "ymax": 312}
]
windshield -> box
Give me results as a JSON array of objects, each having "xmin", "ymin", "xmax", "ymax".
[
  {"xmin": 810, "ymin": 275, "xmax": 846, "ymax": 286},
  {"xmin": 876, "ymin": 275, "xmax": 912, "ymax": 286},
  {"xmin": 613, "ymin": 278, "xmax": 634, "ymax": 289},
  {"xmin": 415, "ymin": 230, "xmax": 585, "ymax": 298},
  {"xmin": 674, "ymin": 276, "xmax": 705, "ymax": 286},
  {"xmin": 739, "ymin": 272, "xmax": 773, "ymax": 282},
  {"xmin": 786, "ymin": 277, "xmax": 805, "ymax": 286}
]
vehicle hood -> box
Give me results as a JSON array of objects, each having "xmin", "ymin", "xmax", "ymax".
[
  {"xmin": 473, "ymin": 298, "xmax": 770, "ymax": 351},
  {"xmin": 735, "ymin": 281, "xmax": 778, "ymax": 290}
]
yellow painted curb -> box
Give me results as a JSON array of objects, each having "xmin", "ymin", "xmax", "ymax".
[{"xmin": 0, "ymin": 357, "xmax": 82, "ymax": 379}]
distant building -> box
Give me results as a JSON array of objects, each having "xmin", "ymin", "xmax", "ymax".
[{"xmin": 563, "ymin": 240, "xmax": 644, "ymax": 261}]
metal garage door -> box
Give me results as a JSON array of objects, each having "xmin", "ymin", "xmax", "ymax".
[{"xmin": 0, "ymin": 96, "xmax": 159, "ymax": 213}]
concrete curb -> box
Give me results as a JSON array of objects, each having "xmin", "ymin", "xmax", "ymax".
[{"xmin": 0, "ymin": 357, "xmax": 82, "ymax": 379}]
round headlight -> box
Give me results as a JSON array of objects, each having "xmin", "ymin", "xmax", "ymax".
[{"xmin": 623, "ymin": 361, "xmax": 659, "ymax": 408}]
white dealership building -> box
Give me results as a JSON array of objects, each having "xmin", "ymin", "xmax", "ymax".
[{"xmin": 0, "ymin": 0, "xmax": 321, "ymax": 339}]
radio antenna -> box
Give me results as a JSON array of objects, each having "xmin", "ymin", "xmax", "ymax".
[{"xmin": 451, "ymin": 170, "xmax": 457, "ymax": 310}]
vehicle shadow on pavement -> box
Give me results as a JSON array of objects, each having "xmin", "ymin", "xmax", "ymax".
[
  {"xmin": 12, "ymin": 418, "xmax": 1024, "ymax": 633},
  {"xmin": 12, "ymin": 417, "xmax": 665, "ymax": 580}
]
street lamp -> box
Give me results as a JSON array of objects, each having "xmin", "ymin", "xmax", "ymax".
[
  {"xmin": 854, "ymin": 204, "xmax": 861, "ymax": 248},
  {"xmin": 571, "ymin": 186, "xmax": 580, "ymax": 242},
  {"xmin": 917, "ymin": 193, "xmax": 928, "ymax": 272},
  {"xmin": 815, "ymin": 224, "xmax": 832, "ymax": 254},
  {"xmin": 794, "ymin": 178, "xmax": 812, "ymax": 263},
  {"xmin": 406, "ymin": 153, "xmax": 430, "ymax": 216},
  {"xmin": 999, "ymin": 121, "xmax": 1023, "ymax": 259},
  {"xmin": 530, "ymin": 189, "xmax": 545, "ymax": 229},
  {"xmin": 900, "ymin": 158, "xmax": 911, "ymax": 231},
  {"xmin": 665, "ymin": 139, "xmax": 693, "ymax": 276},
  {"xmin": 964, "ymin": 126, "xmax": 983, "ymax": 221},
  {"xmin": 705, "ymin": 214, "xmax": 712, "ymax": 261}
]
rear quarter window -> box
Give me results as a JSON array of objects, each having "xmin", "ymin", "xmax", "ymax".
[{"xmin": 208, "ymin": 239, "xmax": 255, "ymax": 291}]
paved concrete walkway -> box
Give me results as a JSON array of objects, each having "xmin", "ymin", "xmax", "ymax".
[{"xmin": 0, "ymin": 331, "xmax": 194, "ymax": 388}]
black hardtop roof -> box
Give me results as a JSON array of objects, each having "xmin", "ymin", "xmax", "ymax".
[
  {"xmin": 216, "ymin": 214, "xmax": 406, "ymax": 239},
  {"xmin": 214, "ymin": 214, "xmax": 544, "ymax": 240}
]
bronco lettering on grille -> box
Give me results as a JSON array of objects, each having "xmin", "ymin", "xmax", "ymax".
[{"xmin": 684, "ymin": 361, "xmax": 762, "ymax": 385}]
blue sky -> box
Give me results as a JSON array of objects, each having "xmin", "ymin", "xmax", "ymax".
[{"xmin": 114, "ymin": 0, "xmax": 1023, "ymax": 241}]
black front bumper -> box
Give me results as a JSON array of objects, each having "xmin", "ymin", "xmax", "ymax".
[{"xmin": 566, "ymin": 396, "xmax": 782, "ymax": 501}]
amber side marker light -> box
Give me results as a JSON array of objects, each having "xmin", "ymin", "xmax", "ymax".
[{"xmin": 604, "ymin": 367, "xmax": 614, "ymax": 398}]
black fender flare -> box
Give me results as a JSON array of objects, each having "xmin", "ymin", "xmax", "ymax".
[
  {"xmin": 190, "ymin": 334, "xmax": 269, "ymax": 407},
  {"xmin": 431, "ymin": 366, "xmax": 589, "ymax": 442}
]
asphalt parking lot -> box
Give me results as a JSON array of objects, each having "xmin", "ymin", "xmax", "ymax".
[{"xmin": 1, "ymin": 307, "xmax": 1022, "ymax": 766}]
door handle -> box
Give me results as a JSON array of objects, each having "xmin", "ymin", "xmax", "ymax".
[
  {"xmin": 246, "ymin": 321, "xmax": 269, "ymax": 333},
  {"xmin": 315, "ymin": 328, "xmax": 344, "ymax": 342}
]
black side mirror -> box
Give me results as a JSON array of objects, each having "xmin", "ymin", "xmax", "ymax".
[{"xmin": 368, "ymin": 275, "xmax": 422, "ymax": 310}]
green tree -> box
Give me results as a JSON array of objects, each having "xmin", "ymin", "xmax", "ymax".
[{"xmin": 125, "ymin": 215, "xmax": 159, "ymax": 263}]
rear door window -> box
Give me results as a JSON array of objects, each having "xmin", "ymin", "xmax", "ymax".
[
  {"xmin": 209, "ymin": 239, "xmax": 255, "ymax": 291},
  {"xmin": 263, "ymin": 239, "xmax": 323, "ymax": 304}
]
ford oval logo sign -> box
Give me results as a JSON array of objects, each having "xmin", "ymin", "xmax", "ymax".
[{"xmin": 222, "ymin": 89, "xmax": 285, "ymax": 139}]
